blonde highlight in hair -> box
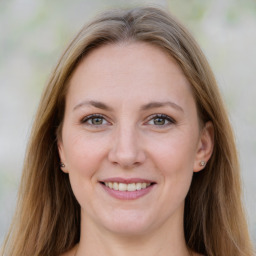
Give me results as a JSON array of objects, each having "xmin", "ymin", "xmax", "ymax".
[{"xmin": 2, "ymin": 6, "xmax": 254, "ymax": 256}]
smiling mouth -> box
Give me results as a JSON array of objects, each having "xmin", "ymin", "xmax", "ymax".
[
  {"xmin": 102, "ymin": 182, "xmax": 153, "ymax": 192},
  {"xmin": 103, "ymin": 182, "xmax": 153, "ymax": 192},
  {"xmin": 99, "ymin": 179, "xmax": 156, "ymax": 200}
]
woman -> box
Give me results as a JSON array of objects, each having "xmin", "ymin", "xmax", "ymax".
[{"xmin": 1, "ymin": 6, "xmax": 254, "ymax": 256}]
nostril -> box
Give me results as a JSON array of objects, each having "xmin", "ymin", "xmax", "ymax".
[{"xmin": 107, "ymin": 130, "xmax": 146, "ymax": 167}]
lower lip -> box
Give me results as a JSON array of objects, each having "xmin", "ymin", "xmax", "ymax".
[{"xmin": 101, "ymin": 183, "xmax": 155, "ymax": 200}]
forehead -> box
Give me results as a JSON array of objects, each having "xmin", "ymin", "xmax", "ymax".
[
  {"xmin": 72, "ymin": 42, "xmax": 187, "ymax": 81},
  {"xmin": 67, "ymin": 42, "xmax": 195, "ymax": 111}
]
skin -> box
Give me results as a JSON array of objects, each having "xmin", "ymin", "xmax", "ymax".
[{"xmin": 58, "ymin": 42, "xmax": 213, "ymax": 256}]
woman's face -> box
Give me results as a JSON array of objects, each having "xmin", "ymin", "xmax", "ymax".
[{"xmin": 58, "ymin": 42, "xmax": 213, "ymax": 236}]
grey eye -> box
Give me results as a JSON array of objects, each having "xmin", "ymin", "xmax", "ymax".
[
  {"xmin": 147, "ymin": 114, "xmax": 175, "ymax": 126},
  {"xmin": 82, "ymin": 114, "xmax": 108, "ymax": 126},
  {"xmin": 91, "ymin": 117, "xmax": 104, "ymax": 125},
  {"xmin": 153, "ymin": 117, "xmax": 166, "ymax": 125}
]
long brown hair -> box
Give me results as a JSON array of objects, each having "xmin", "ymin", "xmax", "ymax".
[{"xmin": 2, "ymin": 6, "xmax": 254, "ymax": 256}]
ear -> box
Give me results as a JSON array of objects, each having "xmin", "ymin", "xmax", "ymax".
[
  {"xmin": 57, "ymin": 140, "xmax": 69, "ymax": 173},
  {"xmin": 193, "ymin": 121, "xmax": 214, "ymax": 172}
]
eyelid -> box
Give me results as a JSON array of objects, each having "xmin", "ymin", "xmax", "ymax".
[
  {"xmin": 81, "ymin": 114, "xmax": 111, "ymax": 126},
  {"xmin": 145, "ymin": 113, "xmax": 176, "ymax": 126},
  {"xmin": 80, "ymin": 113, "xmax": 175, "ymax": 127}
]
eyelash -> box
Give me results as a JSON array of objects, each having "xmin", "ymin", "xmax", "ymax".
[
  {"xmin": 81, "ymin": 113, "xmax": 176, "ymax": 128},
  {"xmin": 81, "ymin": 114, "xmax": 109, "ymax": 126},
  {"xmin": 146, "ymin": 114, "xmax": 176, "ymax": 127}
]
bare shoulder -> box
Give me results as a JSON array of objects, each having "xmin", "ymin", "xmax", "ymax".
[{"xmin": 59, "ymin": 245, "xmax": 78, "ymax": 256}]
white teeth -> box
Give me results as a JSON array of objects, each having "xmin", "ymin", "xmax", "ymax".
[
  {"xmin": 118, "ymin": 183, "xmax": 127, "ymax": 191},
  {"xmin": 104, "ymin": 182, "xmax": 151, "ymax": 191},
  {"xmin": 136, "ymin": 183, "xmax": 142, "ymax": 190},
  {"xmin": 113, "ymin": 182, "xmax": 118, "ymax": 190},
  {"xmin": 127, "ymin": 183, "xmax": 136, "ymax": 191}
]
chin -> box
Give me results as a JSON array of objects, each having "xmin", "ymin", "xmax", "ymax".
[{"xmin": 100, "ymin": 210, "xmax": 154, "ymax": 236}]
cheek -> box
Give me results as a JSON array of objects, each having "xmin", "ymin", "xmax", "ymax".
[
  {"xmin": 149, "ymin": 131, "xmax": 198, "ymax": 173},
  {"xmin": 62, "ymin": 130, "xmax": 109, "ymax": 182},
  {"xmin": 147, "ymin": 131, "xmax": 198, "ymax": 196},
  {"xmin": 62, "ymin": 131, "xmax": 109, "ymax": 206}
]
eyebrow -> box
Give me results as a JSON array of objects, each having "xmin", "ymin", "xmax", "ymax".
[
  {"xmin": 73, "ymin": 100, "xmax": 114, "ymax": 111},
  {"xmin": 73, "ymin": 100, "xmax": 183, "ymax": 112},
  {"xmin": 140, "ymin": 101, "xmax": 184, "ymax": 112}
]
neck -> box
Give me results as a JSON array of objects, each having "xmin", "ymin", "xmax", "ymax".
[{"xmin": 75, "ymin": 211, "xmax": 192, "ymax": 256}]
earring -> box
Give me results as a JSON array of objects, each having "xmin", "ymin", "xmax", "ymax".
[
  {"xmin": 200, "ymin": 161, "xmax": 206, "ymax": 167},
  {"xmin": 60, "ymin": 162, "xmax": 65, "ymax": 168}
]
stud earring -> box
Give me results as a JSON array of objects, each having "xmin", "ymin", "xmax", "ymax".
[
  {"xmin": 200, "ymin": 161, "xmax": 206, "ymax": 167},
  {"xmin": 60, "ymin": 162, "xmax": 65, "ymax": 168}
]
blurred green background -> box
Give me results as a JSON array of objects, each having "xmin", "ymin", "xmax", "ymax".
[{"xmin": 1, "ymin": 0, "xmax": 256, "ymax": 246}]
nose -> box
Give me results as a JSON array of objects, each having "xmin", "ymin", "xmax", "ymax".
[{"xmin": 108, "ymin": 125, "xmax": 146, "ymax": 169}]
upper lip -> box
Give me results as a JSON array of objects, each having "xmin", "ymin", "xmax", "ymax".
[{"xmin": 100, "ymin": 177, "xmax": 156, "ymax": 184}]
